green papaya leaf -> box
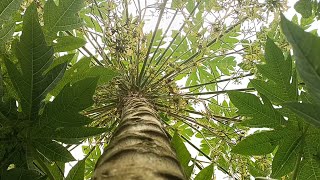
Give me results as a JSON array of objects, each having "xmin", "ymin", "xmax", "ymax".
[
  {"xmin": 228, "ymin": 91, "xmax": 286, "ymax": 128},
  {"xmin": 280, "ymin": 14, "xmax": 320, "ymax": 103},
  {"xmin": 252, "ymin": 38, "xmax": 296, "ymax": 104},
  {"xmin": 294, "ymin": 0, "xmax": 312, "ymax": 18},
  {"xmin": 44, "ymin": 0, "xmax": 85, "ymax": 42},
  {"xmin": 0, "ymin": 0, "xmax": 23, "ymax": 26},
  {"xmin": 0, "ymin": 21, "xmax": 15, "ymax": 44},
  {"xmin": 194, "ymin": 164, "xmax": 214, "ymax": 180},
  {"xmin": 171, "ymin": 132, "xmax": 193, "ymax": 178},
  {"xmin": 39, "ymin": 77, "xmax": 98, "ymax": 128},
  {"xmin": 33, "ymin": 141, "xmax": 75, "ymax": 162},
  {"xmin": 232, "ymin": 130, "xmax": 283, "ymax": 155},
  {"xmin": 271, "ymin": 132, "xmax": 303, "ymax": 178},
  {"xmin": 284, "ymin": 102, "xmax": 320, "ymax": 127},
  {"xmin": 4, "ymin": 3, "xmax": 67, "ymax": 120},
  {"xmin": 53, "ymin": 36, "xmax": 86, "ymax": 52},
  {"xmin": 66, "ymin": 160, "xmax": 85, "ymax": 180},
  {"xmin": 50, "ymin": 57, "xmax": 118, "ymax": 96},
  {"xmin": 297, "ymin": 148, "xmax": 320, "ymax": 180}
]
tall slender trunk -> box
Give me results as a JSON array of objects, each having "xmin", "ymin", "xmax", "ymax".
[{"xmin": 93, "ymin": 96, "xmax": 186, "ymax": 180}]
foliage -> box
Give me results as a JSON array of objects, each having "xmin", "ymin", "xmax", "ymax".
[
  {"xmin": 0, "ymin": 2, "xmax": 116, "ymax": 179},
  {"xmin": 0, "ymin": 0, "xmax": 319, "ymax": 180},
  {"xmin": 228, "ymin": 16, "xmax": 320, "ymax": 180}
]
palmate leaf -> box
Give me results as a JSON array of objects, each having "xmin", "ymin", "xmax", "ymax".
[
  {"xmin": 251, "ymin": 38, "xmax": 296, "ymax": 104},
  {"xmin": 271, "ymin": 131, "xmax": 303, "ymax": 178},
  {"xmin": 43, "ymin": 0, "xmax": 85, "ymax": 42},
  {"xmin": 33, "ymin": 140, "xmax": 75, "ymax": 162},
  {"xmin": 228, "ymin": 91, "xmax": 286, "ymax": 128},
  {"xmin": 39, "ymin": 77, "xmax": 98, "ymax": 128},
  {"xmin": 280, "ymin": 14, "xmax": 320, "ymax": 103},
  {"xmin": 4, "ymin": 3, "xmax": 66, "ymax": 120},
  {"xmin": 232, "ymin": 130, "xmax": 284, "ymax": 156},
  {"xmin": 0, "ymin": 0, "xmax": 22, "ymax": 25},
  {"xmin": 50, "ymin": 57, "xmax": 118, "ymax": 96}
]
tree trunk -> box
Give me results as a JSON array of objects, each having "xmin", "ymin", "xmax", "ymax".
[{"xmin": 93, "ymin": 96, "xmax": 186, "ymax": 180}]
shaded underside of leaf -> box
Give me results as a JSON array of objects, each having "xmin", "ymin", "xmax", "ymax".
[
  {"xmin": 228, "ymin": 91, "xmax": 285, "ymax": 128},
  {"xmin": 280, "ymin": 14, "xmax": 320, "ymax": 103},
  {"xmin": 271, "ymin": 132, "xmax": 303, "ymax": 178},
  {"xmin": 232, "ymin": 130, "xmax": 283, "ymax": 156},
  {"xmin": 34, "ymin": 140, "xmax": 75, "ymax": 162}
]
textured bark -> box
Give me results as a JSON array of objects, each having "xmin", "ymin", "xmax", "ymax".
[{"xmin": 93, "ymin": 96, "xmax": 186, "ymax": 180}]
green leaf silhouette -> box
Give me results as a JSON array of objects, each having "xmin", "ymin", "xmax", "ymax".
[{"xmin": 4, "ymin": 3, "xmax": 66, "ymax": 120}]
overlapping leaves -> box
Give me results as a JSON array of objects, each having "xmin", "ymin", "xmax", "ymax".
[
  {"xmin": 228, "ymin": 18, "xmax": 320, "ymax": 179},
  {"xmin": 0, "ymin": 3, "xmax": 116, "ymax": 179}
]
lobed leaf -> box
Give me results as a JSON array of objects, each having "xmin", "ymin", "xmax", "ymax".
[
  {"xmin": 4, "ymin": 3, "xmax": 67, "ymax": 120},
  {"xmin": 44, "ymin": 0, "xmax": 85, "ymax": 42},
  {"xmin": 252, "ymin": 38, "xmax": 296, "ymax": 104},
  {"xmin": 50, "ymin": 57, "xmax": 118, "ymax": 96},
  {"xmin": 271, "ymin": 132, "xmax": 303, "ymax": 178},
  {"xmin": 40, "ymin": 77, "xmax": 98, "ymax": 128},
  {"xmin": 232, "ymin": 130, "xmax": 283, "ymax": 155},
  {"xmin": 228, "ymin": 91, "xmax": 286, "ymax": 128},
  {"xmin": 33, "ymin": 141, "xmax": 75, "ymax": 162}
]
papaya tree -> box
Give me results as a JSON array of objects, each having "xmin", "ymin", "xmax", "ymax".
[{"xmin": 1, "ymin": 0, "xmax": 319, "ymax": 180}]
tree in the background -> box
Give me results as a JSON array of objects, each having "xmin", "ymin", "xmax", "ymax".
[{"xmin": 0, "ymin": 0, "xmax": 319, "ymax": 180}]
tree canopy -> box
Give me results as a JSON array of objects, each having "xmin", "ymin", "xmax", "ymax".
[{"xmin": 0, "ymin": 0, "xmax": 320, "ymax": 179}]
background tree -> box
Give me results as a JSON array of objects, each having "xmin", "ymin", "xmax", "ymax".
[{"xmin": 0, "ymin": 0, "xmax": 319, "ymax": 180}]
